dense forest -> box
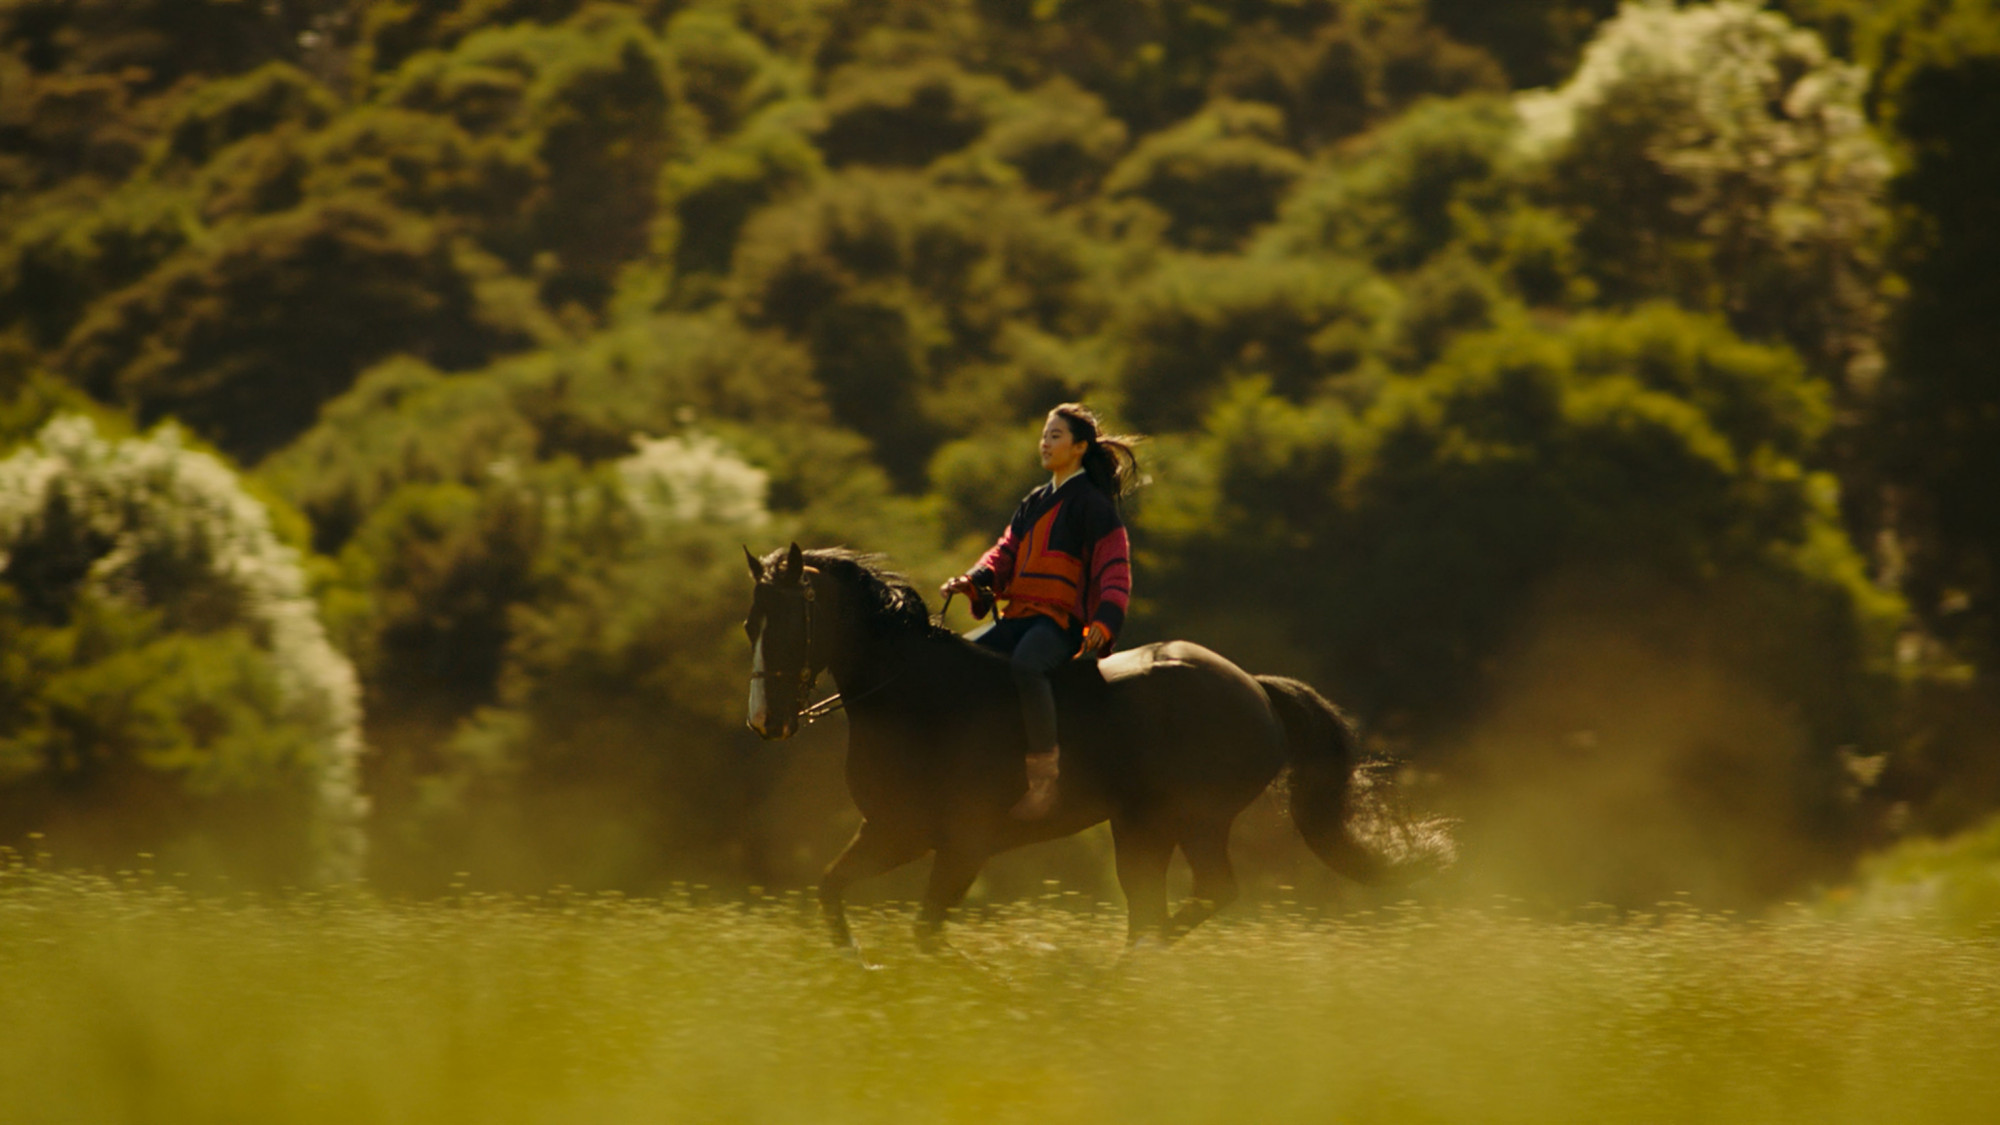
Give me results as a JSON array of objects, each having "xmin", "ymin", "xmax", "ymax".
[{"xmin": 2, "ymin": 0, "xmax": 1996, "ymax": 908}]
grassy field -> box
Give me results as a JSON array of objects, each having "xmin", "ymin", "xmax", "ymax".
[{"xmin": 5, "ymin": 860, "xmax": 1998, "ymax": 1125}]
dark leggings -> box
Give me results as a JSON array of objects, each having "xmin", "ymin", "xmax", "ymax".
[{"xmin": 975, "ymin": 615, "xmax": 1076, "ymax": 755}]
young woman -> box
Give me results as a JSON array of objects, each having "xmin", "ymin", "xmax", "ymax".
[{"xmin": 941, "ymin": 403, "xmax": 1144, "ymax": 818}]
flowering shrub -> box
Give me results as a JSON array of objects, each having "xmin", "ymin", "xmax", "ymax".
[{"xmin": 0, "ymin": 416, "xmax": 365, "ymax": 882}]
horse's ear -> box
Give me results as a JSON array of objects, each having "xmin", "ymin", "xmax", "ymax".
[
  {"xmin": 784, "ymin": 542, "xmax": 804, "ymax": 579},
  {"xmin": 744, "ymin": 546, "xmax": 764, "ymax": 581}
]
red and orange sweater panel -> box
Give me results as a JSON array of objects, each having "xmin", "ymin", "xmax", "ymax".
[{"xmin": 969, "ymin": 476, "xmax": 1130, "ymax": 641}]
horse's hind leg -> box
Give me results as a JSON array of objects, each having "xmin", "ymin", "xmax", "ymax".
[
  {"xmin": 914, "ymin": 846, "xmax": 987, "ymax": 953},
  {"xmin": 821, "ymin": 820, "xmax": 926, "ymax": 958},
  {"xmin": 1168, "ymin": 820, "xmax": 1240, "ymax": 941},
  {"xmin": 1112, "ymin": 817, "xmax": 1174, "ymax": 946}
]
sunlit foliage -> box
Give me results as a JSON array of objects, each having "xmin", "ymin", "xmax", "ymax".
[
  {"xmin": 1827, "ymin": 808, "xmax": 2000, "ymax": 935},
  {"xmin": 1429, "ymin": 0, "xmax": 1621, "ymax": 89},
  {"xmin": 396, "ymin": 434, "xmax": 782, "ymax": 891},
  {"xmin": 61, "ymin": 198, "xmax": 546, "ymax": 462},
  {"xmin": 620, "ymin": 432, "xmax": 771, "ymax": 529},
  {"xmin": 1, "ymin": 0, "xmax": 1991, "ymax": 905},
  {"xmin": 1111, "ymin": 255, "xmax": 1394, "ymax": 429},
  {"xmin": 729, "ymin": 168, "xmax": 1106, "ymax": 486},
  {"xmin": 1103, "ymin": 99, "xmax": 1305, "ymax": 251},
  {"xmin": 0, "ymin": 416, "xmax": 364, "ymax": 882},
  {"xmin": 1212, "ymin": 1, "xmax": 1507, "ymax": 147},
  {"xmin": 1267, "ymin": 95, "xmax": 1533, "ymax": 276},
  {"xmin": 1144, "ymin": 305, "xmax": 1898, "ymax": 903},
  {"xmin": 1764, "ymin": 0, "xmax": 2000, "ymax": 835},
  {"xmin": 0, "ymin": 0, "xmax": 344, "ymax": 94},
  {"xmin": 1517, "ymin": 0, "xmax": 1889, "ymax": 388}
]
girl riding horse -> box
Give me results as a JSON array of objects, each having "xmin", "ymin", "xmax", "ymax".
[{"xmin": 940, "ymin": 404, "xmax": 1144, "ymax": 818}]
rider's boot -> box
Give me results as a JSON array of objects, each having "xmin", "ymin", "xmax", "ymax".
[{"xmin": 1011, "ymin": 747, "xmax": 1060, "ymax": 819}]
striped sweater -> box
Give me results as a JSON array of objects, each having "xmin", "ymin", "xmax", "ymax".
[{"xmin": 970, "ymin": 474, "xmax": 1131, "ymax": 641}]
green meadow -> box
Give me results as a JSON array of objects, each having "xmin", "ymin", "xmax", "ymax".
[{"xmin": 7, "ymin": 859, "xmax": 1997, "ymax": 1125}]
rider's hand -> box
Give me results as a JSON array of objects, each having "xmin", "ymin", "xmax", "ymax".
[
  {"xmin": 1075, "ymin": 621, "xmax": 1112, "ymax": 659},
  {"xmin": 940, "ymin": 574, "xmax": 977, "ymax": 599}
]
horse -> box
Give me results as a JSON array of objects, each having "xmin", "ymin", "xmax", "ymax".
[{"xmin": 743, "ymin": 543, "xmax": 1438, "ymax": 959}]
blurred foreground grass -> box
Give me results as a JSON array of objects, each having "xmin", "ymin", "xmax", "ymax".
[{"xmin": 5, "ymin": 860, "xmax": 1998, "ymax": 1125}]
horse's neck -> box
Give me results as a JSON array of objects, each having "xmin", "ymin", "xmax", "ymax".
[
  {"xmin": 828, "ymin": 622, "xmax": 982, "ymax": 702},
  {"xmin": 823, "ymin": 592, "xmax": 894, "ymax": 694}
]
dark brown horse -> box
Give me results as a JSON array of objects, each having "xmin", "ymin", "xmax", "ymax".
[{"xmin": 744, "ymin": 544, "xmax": 1439, "ymax": 959}]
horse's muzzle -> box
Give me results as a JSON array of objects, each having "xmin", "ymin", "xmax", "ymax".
[{"xmin": 747, "ymin": 716, "xmax": 798, "ymax": 740}]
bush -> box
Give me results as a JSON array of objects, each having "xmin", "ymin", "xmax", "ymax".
[
  {"xmin": 730, "ymin": 170, "xmax": 1105, "ymax": 486},
  {"xmin": 973, "ymin": 78, "xmax": 1128, "ymax": 201},
  {"xmin": 1102, "ymin": 99, "xmax": 1305, "ymax": 250},
  {"xmin": 663, "ymin": 6, "xmax": 806, "ymax": 141},
  {"xmin": 1210, "ymin": 5, "xmax": 1505, "ymax": 148},
  {"xmin": 1518, "ymin": 1, "xmax": 1889, "ymax": 385},
  {"xmin": 297, "ymin": 106, "xmax": 543, "ymax": 264},
  {"xmin": 259, "ymin": 310, "xmax": 824, "ymax": 551},
  {"xmin": 0, "ymin": 181, "xmax": 195, "ymax": 349},
  {"xmin": 1111, "ymin": 254, "xmax": 1395, "ymax": 430},
  {"xmin": 815, "ymin": 59, "xmax": 1013, "ymax": 168},
  {"xmin": 379, "ymin": 9, "xmax": 685, "ymax": 312},
  {"xmin": 1143, "ymin": 309, "xmax": 1898, "ymax": 902},
  {"xmin": 357, "ymin": 437, "xmax": 782, "ymax": 892},
  {"xmin": 0, "ymin": 0, "xmax": 326, "ymax": 93},
  {"xmin": 1827, "ymin": 813, "xmax": 2000, "ymax": 935},
  {"xmin": 0, "ymin": 415, "xmax": 364, "ymax": 882},
  {"xmin": 1264, "ymin": 94, "xmax": 1525, "ymax": 274},
  {"xmin": 58, "ymin": 197, "xmax": 549, "ymax": 463},
  {"xmin": 154, "ymin": 62, "xmax": 337, "ymax": 170},
  {"xmin": 651, "ymin": 102, "xmax": 823, "ymax": 289},
  {"xmin": 0, "ymin": 69, "xmax": 149, "ymax": 196}
]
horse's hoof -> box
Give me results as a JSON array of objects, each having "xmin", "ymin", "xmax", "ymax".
[
  {"xmin": 836, "ymin": 943, "xmax": 883, "ymax": 971},
  {"xmin": 915, "ymin": 932, "xmax": 977, "ymax": 967},
  {"xmin": 923, "ymin": 941, "xmax": 993, "ymax": 978}
]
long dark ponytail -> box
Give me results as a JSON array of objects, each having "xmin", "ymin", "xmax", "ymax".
[{"xmin": 1052, "ymin": 403, "xmax": 1146, "ymax": 503}]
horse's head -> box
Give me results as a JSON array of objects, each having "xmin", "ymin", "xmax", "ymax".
[{"xmin": 743, "ymin": 542, "xmax": 824, "ymax": 740}]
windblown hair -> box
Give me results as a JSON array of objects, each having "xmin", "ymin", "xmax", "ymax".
[
  {"xmin": 789, "ymin": 548, "xmax": 953, "ymax": 639},
  {"xmin": 1051, "ymin": 403, "xmax": 1146, "ymax": 502}
]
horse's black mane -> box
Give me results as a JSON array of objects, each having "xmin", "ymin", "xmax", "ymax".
[{"xmin": 797, "ymin": 548, "xmax": 957, "ymax": 641}]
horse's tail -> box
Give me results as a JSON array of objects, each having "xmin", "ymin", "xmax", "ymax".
[{"xmin": 1256, "ymin": 675, "xmax": 1454, "ymax": 887}]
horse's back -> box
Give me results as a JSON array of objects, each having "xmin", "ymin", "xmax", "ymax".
[
  {"xmin": 1095, "ymin": 639, "xmax": 1247, "ymax": 685},
  {"xmin": 1063, "ymin": 640, "xmax": 1289, "ymax": 814}
]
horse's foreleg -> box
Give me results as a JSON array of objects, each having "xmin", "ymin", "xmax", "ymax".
[
  {"xmin": 1112, "ymin": 817, "xmax": 1174, "ymax": 946},
  {"xmin": 914, "ymin": 846, "xmax": 986, "ymax": 953},
  {"xmin": 820, "ymin": 820, "xmax": 925, "ymax": 957},
  {"xmin": 1167, "ymin": 820, "xmax": 1239, "ymax": 941}
]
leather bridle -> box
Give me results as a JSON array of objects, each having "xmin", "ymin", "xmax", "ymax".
[
  {"xmin": 750, "ymin": 567, "xmax": 823, "ymax": 710},
  {"xmin": 752, "ymin": 565, "xmax": 950, "ymax": 730}
]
